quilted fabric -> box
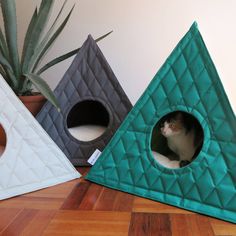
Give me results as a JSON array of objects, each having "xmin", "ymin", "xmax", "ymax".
[
  {"xmin": 86, "ymin": 22, "xmax": 236, "ymax": 223},
  {"xmin": 36, "ymin": 35, "xmax": 132, "ymax": 166},
  {"xmin": 0, "ymin": 75, "xmax": 80, "ymax": 200}
]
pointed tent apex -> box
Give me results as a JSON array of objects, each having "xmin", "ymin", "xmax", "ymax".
[
  {"xmin": 189, "ymin": 21, "xmax": 199, "ymax": 35},
  {"xmin": 192, "ymin": 21, "xmax": 198, "ymax": 28},
  {"xmin": 87, "ymin": 34, "xmax": 94, "ymax": 40}
]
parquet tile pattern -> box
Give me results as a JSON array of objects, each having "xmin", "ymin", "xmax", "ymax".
[{"xmin": 0, "ymin": 167, "xmax": 235, "ymax": 236}]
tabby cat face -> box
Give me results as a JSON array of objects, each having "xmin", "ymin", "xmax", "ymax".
[{"xmin": 160, "ymin": 118, "xmax": 184, "ymax": 137}]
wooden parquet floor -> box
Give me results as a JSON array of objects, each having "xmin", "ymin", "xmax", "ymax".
[{"xmin": 0, "ymin": 167, "xmax": 236, "ymax": 236}]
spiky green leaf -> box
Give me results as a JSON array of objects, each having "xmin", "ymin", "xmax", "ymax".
[
  {"xmin": 0, "ymin": 27, "xmax": 9, "ymax": 59},
  {"xmin": 0, "ymin": 53, "xmax": 17, "ymax": 87},
  {"xmin": 31, "ymin": 3, "xmax": 75, "ymax": 73},
  {"xmin": 94, "ymin": 31, "xmax": 113, "ymax": 43},
  {"xmin": 24, "ymin": 73, "xmax": 60, "ymax": 110},
  {"xmin": 0, "ymin": 64, "xmax": 7, "ymax": 78},
  {"xmin": 0, "ymin": 51, "xmax": 14, "ymax": 75},
  {"xmin": 37, "ymin": 31, "xmax": 113, "ymax": 74},
  {"xmin": 0, "ymin": 0, "xmax": 20, "ymax": 78},
  {"xmin": 21, "ymin": 8, "xmax": 38, "ymax": 66},
  {"xmin": 22, "ymin": 0, "xmax": 54, "ymax": 74}
]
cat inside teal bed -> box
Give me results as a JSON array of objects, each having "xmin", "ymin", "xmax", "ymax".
[
  {"xmin": 151, "ymin": 111, "xmax": 204, "ymax": 169},
  {"xmin": 86, "ymin": 22, "xmax": 236, "ymax": 223}
]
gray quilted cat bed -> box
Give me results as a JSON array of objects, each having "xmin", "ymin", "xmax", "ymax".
[{"xmin": 36, "ymin": 35, "xmax": 132, "ymax": 166}]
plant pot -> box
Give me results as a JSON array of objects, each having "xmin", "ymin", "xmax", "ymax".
[
  {"xmin": 18, "ymin": 93, "xmax": 46, "ymax": 117},
  {"xmin": 0, "ymin": 124, "xmax": 6, "ymax": 146}
]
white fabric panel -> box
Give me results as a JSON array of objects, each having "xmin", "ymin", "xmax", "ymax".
[{"xmin": 0, "ymin": 75, "xmax": 81, "ymax": 200}]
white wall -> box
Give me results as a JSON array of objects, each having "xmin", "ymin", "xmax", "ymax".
[{"xmin": 3, "ymin": 0, "xmax": 236, "ymax": 112}]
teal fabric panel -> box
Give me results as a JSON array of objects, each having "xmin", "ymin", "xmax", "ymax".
[{"xmin": 86, "ymin": 22, "xmax": 236, "ymax": 223}]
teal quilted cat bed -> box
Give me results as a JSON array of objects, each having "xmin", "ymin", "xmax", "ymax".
[{"xmin": 86, "ymin": 22, "xmax": 236, "ymax": 223}]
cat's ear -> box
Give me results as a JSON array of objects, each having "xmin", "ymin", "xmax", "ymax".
[{"xmin": 175, "ymin": 112, "xmax": 183, "ymax": 120}]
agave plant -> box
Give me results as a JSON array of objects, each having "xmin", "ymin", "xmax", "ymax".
[{"xmin": 0, "ymin": 0, "xmax": 111, "ymax": 110}]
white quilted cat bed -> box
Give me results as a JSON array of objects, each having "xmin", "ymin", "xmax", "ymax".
[
  {"xmin": 0, "ymin": 75, "xmax": 81, "ymax": 200},
  {"xmin": 68, "ymin": 125, "xmax": 106, "ymax": 142}
]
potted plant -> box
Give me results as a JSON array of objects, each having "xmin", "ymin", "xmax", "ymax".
[{"xmin": 0, "ymin": 0, "xmax": 111, "ymax": 115}]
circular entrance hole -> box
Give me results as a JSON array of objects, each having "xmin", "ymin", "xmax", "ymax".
[
  {"xmin": 0, "ymin": 124, "xmax": 7, "ymax": 157},
  {"xmin": 67, "ymin": 100, "xmax": 109, "ymax": 142},
  {"xmin": 151, "ymin": 111, "xmax": 204, "ymax": 169}
]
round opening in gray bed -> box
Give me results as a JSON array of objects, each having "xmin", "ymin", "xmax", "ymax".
[
  {"xmin": 151, "ymin": 111, "xmax": 204, "ymax": 169},
  {"xmin": 67, "ymin": 100, "xmax": 110, "ymax": 142},
  {"xmin": 0, "ymin": 124, "xmax": 6, "ymax": 157}
]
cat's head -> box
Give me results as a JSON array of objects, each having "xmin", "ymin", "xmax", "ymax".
[
  {"xmin": 160, "ymin": 112, "xmax": 185, "ymax": 137},
  {"xmin": 160, "ymin": 120, "xmax": 185, "ymax": 137}
]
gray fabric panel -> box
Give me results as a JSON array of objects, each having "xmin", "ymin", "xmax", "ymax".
[{"xmin": 36, "ymin": 35, "xmax": 132, "ymax": 166}]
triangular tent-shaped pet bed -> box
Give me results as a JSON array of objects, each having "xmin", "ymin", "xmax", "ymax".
[
  {"xmin": 37, "ymin": 35, "xmax": 132, "ymax": 166},
  {"xmin": 0, "ymin": 75, "xmax": 80, "ymax": 200},
  {"xmin": 86, "ymin": 22, "xmax": 236, "ymax": 223}
]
